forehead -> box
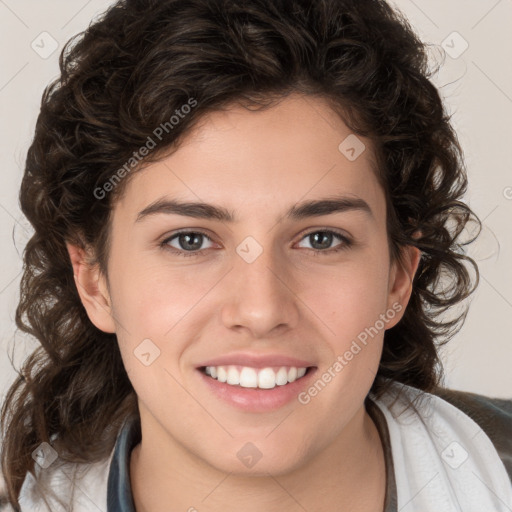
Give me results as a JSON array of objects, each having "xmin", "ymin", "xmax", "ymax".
[{"xmin": 114, "ymin": 94, "xmax": 385, "ymax": 224}]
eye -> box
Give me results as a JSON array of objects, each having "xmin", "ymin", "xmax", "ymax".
[
  {"xmin": 296, "ymin": 229, "xmax": 352, "ymax": 254},
  {"xmin": 160, "ymin": 230, "xmax": 215, "ymax": 257},
  {"xmin": 160, "ymin": 228, "xmax": 353, "ymax": 258}
]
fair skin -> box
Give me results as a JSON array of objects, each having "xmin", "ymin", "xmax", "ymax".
[{"xmin": 67, "ymin": 93, "xmax": 420, "ymax": 512}]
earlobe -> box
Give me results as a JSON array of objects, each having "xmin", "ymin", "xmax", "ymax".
[{"xmin": 66, "ymin": 242, "xmax": 116, "ymax": 334}]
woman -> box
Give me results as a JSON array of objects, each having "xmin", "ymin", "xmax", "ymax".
[{"xmin": 1, "ymin": 0, "xmax": 511, "ymax": 511}]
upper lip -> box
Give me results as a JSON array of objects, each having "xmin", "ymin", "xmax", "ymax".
[{"xmin": 197, "ymin": 352, "xmax": 316, "ymax": 369}]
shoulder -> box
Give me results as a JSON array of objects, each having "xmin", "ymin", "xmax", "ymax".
[
  {"xmin": 433, "ymin": 386, "xmax": 512, "ymax": 436},
  {"xmin": 18, "ymin": 452, "xmax": 113, "ymax": 512},
  {"xmin": 433, "ymin": 387, "xmax": 512, "ymax": 482}
]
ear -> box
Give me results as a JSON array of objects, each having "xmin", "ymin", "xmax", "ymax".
[
  {"xmin": 66, "ymin": 242, "xmax": 116, "ymax": 333},
  {"xmin": 385, "ymin": 241, "xmax": 422, "ymax": 329}
]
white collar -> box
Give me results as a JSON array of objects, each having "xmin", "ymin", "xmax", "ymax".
[{"xmin": 371, "ymin": 381, "xmax": 512, "ymax": 511}]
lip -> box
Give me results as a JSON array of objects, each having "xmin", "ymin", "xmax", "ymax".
[
  {"xmin": 196, "ymin": 352, "xmax": 316, "ymax": 370},
  {"xmin": 196, "ymin": 365, "xmax": 318, "ymax": 413}
]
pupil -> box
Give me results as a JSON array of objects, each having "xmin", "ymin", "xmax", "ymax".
[
  {"xmin": 180, "ymin": 233, "xmax": 202, "ymax": 250},
  {"xmin": 312, "ymin": 232, "xmax": 331, "ymax": 250}
]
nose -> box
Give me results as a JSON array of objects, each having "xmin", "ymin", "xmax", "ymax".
[{"xmin": 220, "ymin": 242, "xmax": 300, "ymax": 338}]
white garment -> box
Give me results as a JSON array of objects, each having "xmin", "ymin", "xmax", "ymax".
[
  {"xmin": 18, "ymin": 451, "xmax": 112, "ymax": 511},
  {"xmin": 371, "ymin": 381, "xmax": 512, "ymax": 512},
  {"xmin": 17, "ymin": 382, "xmax": 512, "ymax": 511}
]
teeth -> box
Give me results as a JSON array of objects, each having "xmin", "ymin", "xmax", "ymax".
[
  {"xmin": 258, "ymin": 368, "xmax": 276, "ymax": 389},
  {"xmin": 276, "ymin": 367, "xmax": 288, "ymax": 386},
  {"xmin": 227, "ymin": 366, "xmax": 240, "ymax": 385},
  {"xmin": 217, "ymin": 366, "xmax": 227, "ymax": 383},
  {"xmin": 203, "ymin": 365, "xmax": 309, "ymax": 389},
  {"xmin": 240, "ymin": 367, "xmax": 258, "ymax": 388}
]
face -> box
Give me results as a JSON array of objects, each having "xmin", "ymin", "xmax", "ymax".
[{"xmin": 70, "ymin": 93, "xmax": 418, "ymax": 476}]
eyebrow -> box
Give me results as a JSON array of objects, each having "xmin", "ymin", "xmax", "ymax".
[{"xmin": 135, "ymin": 194, "xmax": 374, "ymax": 223}]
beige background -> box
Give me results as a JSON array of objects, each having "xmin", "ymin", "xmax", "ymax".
[{"xmin": 0, "ymin": 0, "xmax": 511, "ymax": 402}]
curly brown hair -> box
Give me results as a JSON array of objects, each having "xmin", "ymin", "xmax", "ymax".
[{"xmin": 1, "ymin": 0, "xmax": 480, "ymax": 507}]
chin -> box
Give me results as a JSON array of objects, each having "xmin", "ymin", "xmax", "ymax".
[{"xmin": 202, "ymin": 445, "xmax": 307, "ymax": 477}]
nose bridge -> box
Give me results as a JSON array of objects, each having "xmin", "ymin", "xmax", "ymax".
[
  {"xmin": 236, "ymin": 235, "xmax": 288, "ymax": 302},
  {"xmin": 221, "ymin": 235, "xmax": 298, "ymax": 335},
  {"xmin": 239, "ymin": 244, "xmax": 283, "ymax": 296}
]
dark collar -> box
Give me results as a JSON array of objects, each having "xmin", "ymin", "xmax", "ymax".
[
  {"xmin": 106, "ymin": 399, "xmax": 397, "ymax": 512},
  {"xmin": 366, "ymin": 395, "xmax": 398, "ymax": 512},
  {"xmin": 107, "ymin": 414, "xmax": 140, "ymax": 512}
]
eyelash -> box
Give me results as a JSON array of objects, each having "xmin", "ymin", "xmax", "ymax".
[{"xmin": 159, "ymin": 228, "xmax": 353, "ymax": 258}]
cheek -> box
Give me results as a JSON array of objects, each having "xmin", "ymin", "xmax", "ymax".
[
  {"xmin": 107, "ymin": 259, "xmax": 224, "ymax": 395},
  {"xmin": 108, "ymin": 251, "xmax": 208, "ymax": 336},
  {"xmin": 304, "ymin": 256, "xmax": 391, "ymax": 339},
  {"xmin": 295, "ymin": 260, "xmax": 390, "ymax": 424},
  {"xmin": 108, "ymin": 263, "xmax": 197, "ymax": 410}
]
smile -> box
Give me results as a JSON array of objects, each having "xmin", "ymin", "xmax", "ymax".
[{"xmin": 202, "ymin": 365, "xmax": 309, "ymax": 389}]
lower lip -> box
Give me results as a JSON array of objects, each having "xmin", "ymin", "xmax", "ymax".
[{"xmin": 196, "ymin": 368, "xmax": 317, "ymax": 412}]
